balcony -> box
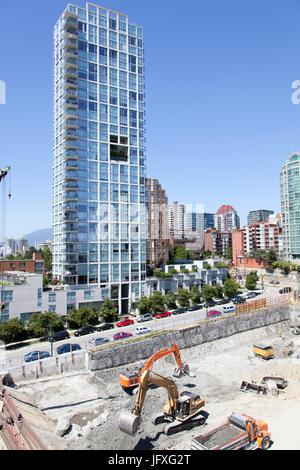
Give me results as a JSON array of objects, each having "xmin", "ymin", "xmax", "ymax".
[
  {"xmin": 64, "ymin": 98, "xmax": 78, "ymax": 110},
  {"xmin": 64, "ymin": 78, "xmax": 78, "ymax": 89},
  {"xmin": 64, "ymin": 139, "xmax": 78, "ymax": 150},
  {"xmin": 63, "ymin": 48, "xmax": 78, "ymax": 60},
  {"xmin": 62, "ymin": 191, "xmax": 79, "ymax": 202},
  {"xmin": 64, "ymin": 67, "xmax": 78, "ymax": 79},
  {"xmin": 63, "ymin": 118, "xmax": 78, "ymax": 130},
  {"xmin": 63, "ymin": 129, "xmax": 78, "ymax": 139},
  {"xmin": 64, "ymin": 108, "xmax": 77, "ymax": 119}
]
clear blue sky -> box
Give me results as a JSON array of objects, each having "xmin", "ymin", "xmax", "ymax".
[{"xmin": 1, "ymin": 0, "xmax": 300, "ymax": 239}]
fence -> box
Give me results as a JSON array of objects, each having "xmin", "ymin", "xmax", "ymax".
[{"xmin": 235, "ymin": 294, "xmax": 292, "ymax": 315}]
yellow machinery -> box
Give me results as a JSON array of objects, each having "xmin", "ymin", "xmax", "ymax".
[
  {"xmin": 119, "ymin": 369, "xmax": 207, "ymax": 436},
  {"xmin": 253, "ymin": 344, "xmax": 274, "ymax": 360}
]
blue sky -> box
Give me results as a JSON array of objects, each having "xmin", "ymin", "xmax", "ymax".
[{"xmin": 1, "ymin": 0, "xmax": 300, "ymax": 239}]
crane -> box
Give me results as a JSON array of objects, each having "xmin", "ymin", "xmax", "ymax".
[
  {"xmin": 119, "ymin": 369, "xmax": 207, "ymax": 436},
  {"xmin": 0, "ymin": 165, "xmax": 11, "ymax": 312},
  {"xmin": 119, "ymin": 343, "xmax": 192, "ymax": 392}
]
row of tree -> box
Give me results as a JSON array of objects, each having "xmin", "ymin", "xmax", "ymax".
[
  {"xmin": 0, "ymin": 298, "xmax": 118, "ymax": 345},
  {"xmin": 137, "ymin": 279, "xmax": 241, "ymax": 315}
]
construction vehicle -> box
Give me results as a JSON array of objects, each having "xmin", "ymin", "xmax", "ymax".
[
  {"xmin": 119, "ymin": 343, "xmax": 191, "ymax": 392},
  {"xmin": 190, "ymin": 413, "xmax": 272, "ymax": 450},
  {"xmin": 119, "ymin": 368, "xmax": 208, "ymax": 436},
  {"xmin": 253, "ymin": 344, "xmax": 274, "ymax": 360}
]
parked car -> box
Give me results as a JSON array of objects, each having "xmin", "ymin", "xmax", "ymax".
[
  {"xmin": 155, "ymin": 311, "xmax": 171, "ymax": 319},
  {"xmin": 204, "ymin": 300, "xmax": 216, "ymax": 308},
  {"xmin": 74, "ymin": 325, "xmax": 96, "ymax": 337},
  {"xmin": 232, "ymin": 296, "xmax": 246, "ymax": 304},
  {"xmin": 56, "ymin": 343, "xmax": 81, "ymax": 355},
  {"xmin": 223, "ymin": 306, "xmax": 235, "ymax": 314},
  {"xmin": 88, "ymin": 337, "xmax": 110, "ymax": 346},
  {"xmin": 97, "ymin": 323, "xmax": 114, "ymax": 331},
  {"xmin": 135, "ymin": 326, "xmax": 152, "ymax": 335},
  {"xmin": 113, "ymin": 331, "xmax": 133, "ymax": 340},
  {"xmin": 279, "ymin": 287, "xmax": 292, "ymax": 294},
  {"xmin": 136, "ymin": 313, "xmax": 153, "ymax": 323},
  {"xmin": 206, "ymin": 310, "xmax": 222, "ymax": 318},
  {"xmin": 216, "ymin": 298, "xmax": 229, "ymax": 305},
  {"xmin": 188, "ymin": 304, "xmax": 202, "ymax": 311},
  {"xmin": 244, "ymin": 292, "xmax": 257, "ymax": 299},
  {"xmin": 24, "ymin": 351, "xmax": 50, "ymax": 362},
  {"xmin": 48, "ymin": 330, "xmax": 70, "ymax": 342},
  {"xmin": 116, "ymin": 318, "xmax": 135, "ymax": 327},
  {"xmin": 269, "ymin": 280, "xmax": 279, "ymax": 285},
  {"xmin": 172, "ymin": 307, "xmax": 188, "ymax": 315}
]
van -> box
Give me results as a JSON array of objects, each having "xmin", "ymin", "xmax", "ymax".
[
  {"xmin": 206, "ymin": 310, "xmax": 222, "ymax": 318},
  {"xmin": 135, "ymin": 326, "xmax": 152, "ymax": 335},
  {"xmin": 253, "ymin": 344, "xmax": 274, "ymax": 360},
  {"xmin": 223, "ymin": 306, "xmax": 235, "ymax": 314}
]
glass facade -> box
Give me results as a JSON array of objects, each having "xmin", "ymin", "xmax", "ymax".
[
  {"xmin": 53, "ymin": 3, "xmax": 146, "ymax": 313},
  {"xmin": 280, "ymin": 153, "xmax": 300, "ymax": 260}
]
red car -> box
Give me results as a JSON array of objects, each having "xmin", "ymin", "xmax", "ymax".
[
  {"xmin": 116, "ymin": 318, "xmax": 134, "ymax": 327},
  {"xmin": 206, "ymin": 310, "xmax": 222, "ymax": 318},
  {"xmin": 155, "ymin": 311, "xmax": 171, "ymax": 319},
  {"xmin": 113, "ymin": 331, "xmax": 133, "ymax": 341}
]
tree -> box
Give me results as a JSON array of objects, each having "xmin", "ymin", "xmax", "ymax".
[
  {"xmin": 201, "ymin": 285, "xmax": 215, "ymax": 301},
  {"xmin": 148, "ymin": 291, "xmax": 165, "ymax": 313},
  {"xmin": 42, "ymin": 247, "xmax": 52, "ymax": 271},
  {"xmin": 245, "ymin": 271, "xmax": 259, "ymax": 290},
  {"xmin": 165, "ymin": 290, "xmax": 177, "ymax": 309},
  {"xmin": 66, "ymin": 305, "xmax": 99, "ymax": 329},
  {"xmin": 223, "ymin": 278, "xmax": 240, "ymax": 299},
  {"xmin": 177, "ymin": 288, "xmax": 190, "ymax": 307},
  {"xmin": 0, "ymin": 318, "xmax": 26, "ymax": 344},
  {"xmin": 26, "ymin": 311, "xmax": 64, "ymax": 338},
  {"xmin": 99, "ymin": 299, "xmax": 118, "ymax": 322},
  {"xmin": 226, "ymin": 247, "xmax": 233, "ymax": 260},
  {"xmin": 138, "ymin": 296, "xmax": 150, "ymax": 315},
  {"xmin": 190, "ymin": 285, "xmax": 201, "ymax": 305},
  {"xmin": 213, "ymin": 285, "xmax": 223, "ymax": 299}
]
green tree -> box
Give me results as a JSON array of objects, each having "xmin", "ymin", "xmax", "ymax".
[
  {"xmin": 177, "ymin": 288, "xmax": 191, "ymax": 307},
  {"xmin": 99, "ymin": 299, "xmax": 118, "ymax": 323},
  {"xmin": 190, "ymin": 285, "xmax": 201, "ymax": 304},
  {"xmin": 245, "ymin": 271, "xmax": 259, "ymax": 290},
  {"xmin": 223, "ymin": 278, "xmax": 240, "ymax": 299},
  {"xmin": 213, "ymin": 285, "xmax": 224, "ymax": 299},
  {"xmin": 66, "ymin": 305, "xmax": 99, "ymax": 329},
  {"xmin": 226, "ymin": 247, "xmax": 233, "ymax": 260},
  {"xmin": 201, "ymin": 284, "xmax": 215, "ymax": 301},
  {"xmin": 26, "ymin": 312, "xmax": 64, "ymax": 338},
  {"xmin": 42, "ymin": 246, "xmax": 52, "ymax": 271},
  {"xmin": 137, "ymin": 296, "xmax": 150, "ymax": 315},
  {"xmin": 0, "ymin": 318, "xmax": 26, "ymax": 344},
  {"xmin": 148, "ymin": 291, "xmax": 165, "ymax": 313},
  {"xmin": 165, "ymin": 290, "xmax": 177, "ymax": 309}
]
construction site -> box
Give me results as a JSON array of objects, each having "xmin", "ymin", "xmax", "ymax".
[{"xmin": 1, "ymin": 302, "xmax": 300, "ymax": 451}]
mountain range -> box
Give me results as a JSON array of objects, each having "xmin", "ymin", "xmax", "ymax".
[{"xmin": 22, "ymin": 228, "xmax": 52, "ymax": 246}]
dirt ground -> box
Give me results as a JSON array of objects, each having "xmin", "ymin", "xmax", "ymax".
[{"xmin": 13, "ymin": 320, "xmax": 300, "ymax": 450}]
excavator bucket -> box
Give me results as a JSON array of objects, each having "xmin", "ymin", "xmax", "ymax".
[
  {"xmin": 173, "ymin": 363, "xmax": 190, "ymax": 378},
  {"xmin": 119, "ymin": 412, "xmax": 141, "ymax": 436}
]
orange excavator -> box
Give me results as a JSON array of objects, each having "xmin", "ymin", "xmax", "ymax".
[{"xmin": 119, "ymin": 343, "xmax": 192, "ymax": 393}]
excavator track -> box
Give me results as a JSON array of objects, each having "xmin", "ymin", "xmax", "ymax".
[{"xmin": 163, "ymin": 413, "xmax": 207, "ymax": 435}]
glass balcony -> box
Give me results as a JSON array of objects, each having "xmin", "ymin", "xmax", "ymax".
[
  {"xmin": 64, "ymin": 139, "xmax": 78, "ymax": 150},
  {"xmin": 64, "ymin": 108, "xmax": 78, "ymax": 119},
  {"xmin": 63, "ymin": 48, "xmax": 78, "ymax": 60},
  {"xmin": 64, "ymin": 68, "xmax": 78, "ymax": 79},
  {"xmin": 64, "ymin": 98, "xmax": 78, "ymax": 110},
  {"xmin": 63, "ymin": 118, "xmax": 78, "ymax": 129}
]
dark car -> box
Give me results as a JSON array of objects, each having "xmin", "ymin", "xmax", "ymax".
[
  {"xmin": 269, "ymin": 280, "xmax": 279, "ymax": 285},
  {"xmin": 56, "ymin": 343, "xmax": 81, "ymax": 355},
  {"xmin": 48, "ymin": 330, "xmax": 70, "ymax": 342},
  {"xmin": 88, "ymin": 337, "xmax": 110, "ymax": 346},
  {"xmin": 188, "ymin": 304, "xmax": 202, "ymax": 311},
  {"xmin": 74, "ymin": 325, "xmax": 96, "ymax": 337},
  {"xmin": 137, "ymin": 313, "xmax": 153, "ymax": 323},
  {"xmin": 113, "ymin": 331, "xmax": 133, "ymax": 340},
  {"xmin": 216, "ymin": 298, "xmax": 229, "ymax": 305},
  {"xmin": 204, "ymin": 300, "xmax": 216, "ymax": 308},
  {"xmin": 24, "ymin": 351, "xmax": 50, "ymax": 362},
  {"xmin": 232, "ymin": 297, "xmax": 246, "ymax": 304},
  {"xmin": 97, "ymin": 323, "xmax": 114, "ymax": 331},
  {"xmin": 279, "ymin": 287, "xmax": 292, "ymax": 294},
  {"xmin": 172, "ymin": 307, "xmax": 188, "ymax": 315}
]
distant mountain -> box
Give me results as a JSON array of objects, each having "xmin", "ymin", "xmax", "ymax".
[{"xmin": 22, "ymin": 228, "xmax": 52, "ymax": 246}]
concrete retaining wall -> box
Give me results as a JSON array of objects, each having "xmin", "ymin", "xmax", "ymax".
[{"xmin": 88, "ymin": 304, "xmax": 290, "ymax": 371}]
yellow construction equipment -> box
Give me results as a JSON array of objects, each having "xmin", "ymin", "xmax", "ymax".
[
  {"xmin": 119, "ymin": 368, "xmax": 207, "ymax": 436},
  {"xmin": 253, "ymin": 344, "xmax": 274, "ymax": 360}
]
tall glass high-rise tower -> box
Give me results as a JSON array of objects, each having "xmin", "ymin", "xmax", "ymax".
[
  {"xmin": 280, "ymin": 153, "xmax": 300, "ymax": 261},
  {"xmin": 53, "ymin": 3, "xmax": 146, "ymax": 313}
]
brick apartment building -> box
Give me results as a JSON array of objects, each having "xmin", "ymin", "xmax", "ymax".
[
  {"xmin": 204, "ymin": 228, "xmax": 232, "ymax": 257},
  {"xmin": 0, "ymin": 252, "xmax": 45, "ymax": 276}
]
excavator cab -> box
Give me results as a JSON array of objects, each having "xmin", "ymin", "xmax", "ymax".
[{"xmin": 175, "ymin": 392, "xmax": 204, "ymax": 420}]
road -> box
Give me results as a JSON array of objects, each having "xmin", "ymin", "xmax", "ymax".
[{"xmin": 0, "ymin": 280, "xmax": 294, "ymax": 372}]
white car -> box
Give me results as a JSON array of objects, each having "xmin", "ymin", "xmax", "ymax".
[
  {"xmin": 223, "ymin": 306, "xmax": 235, "ymax": 314},
  {"xmin": 135, "ymin": 326, "xmax": 152, "ymax": 335}
]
